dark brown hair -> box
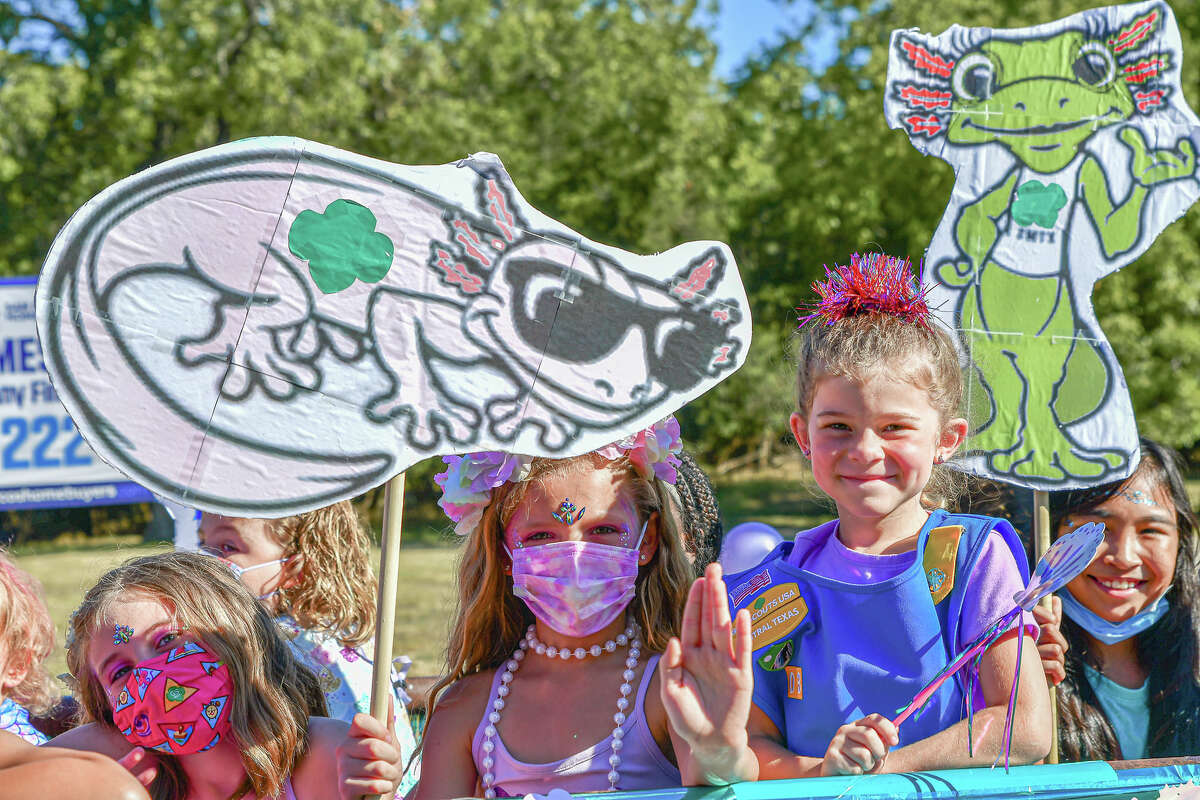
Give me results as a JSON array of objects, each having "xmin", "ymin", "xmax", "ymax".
[
  {"xmin": 673, "ymin": 449, "xmax": 724, "ymax": 572},
  {"xmin": 1049, "ymin": 439, "xmax": 1200, "ymax": 760}
]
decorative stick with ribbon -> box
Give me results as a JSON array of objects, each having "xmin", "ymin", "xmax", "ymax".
[{"xmin": 892, "ymin": 522, "xmax": 1105, "ymax": 767}]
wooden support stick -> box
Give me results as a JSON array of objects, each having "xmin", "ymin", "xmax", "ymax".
[
  {"xmin": 369, "ymin": 472, "xmax": 407, "ymax": 798},
  {"xmin": 1034, "ymin": 489, "xmax": 1059, "ymax": 765}
]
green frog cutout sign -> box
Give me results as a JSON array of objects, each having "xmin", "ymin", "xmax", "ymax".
[{"xmin": 885, "ymin": 1, "xmax": 1200, "ymax": 489}]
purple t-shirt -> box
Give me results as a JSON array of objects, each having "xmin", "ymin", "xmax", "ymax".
[{"xmin": 798, "ymin": 521, "xmax": 1036, "ymax": 650}]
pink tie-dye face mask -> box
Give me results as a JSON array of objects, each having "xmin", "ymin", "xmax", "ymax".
[{"xmin": 509, "ymin": 522, "xmax": 646, "ymax": 637}]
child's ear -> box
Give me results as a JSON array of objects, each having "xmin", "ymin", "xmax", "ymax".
[
  {"xmin": 938, "ymin": 416, "xmax": 969, "ymax": 461},
  {"xmin": 639, "ymin": 512, "xmax": 660, "ymax": 566},
  {"xmin": 1, "ymin": 654, "xmax": 29, "ymax": 693},
  {"xmin": 789, "ymin": 412, "xmax": 811, "ymax": 456}
]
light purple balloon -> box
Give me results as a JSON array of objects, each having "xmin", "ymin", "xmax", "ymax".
[{"xmin": 720, "ymin": 521, "xmax": 784, "ymax": 574}]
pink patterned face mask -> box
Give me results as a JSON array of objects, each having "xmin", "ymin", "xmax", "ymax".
[
  {"xmin": 508, "ymin": 522, "xmax": 646, "ymax": 637},
  {"xmin": 110, "ymin": 641, "xmax": 234, "ymax": 755}
]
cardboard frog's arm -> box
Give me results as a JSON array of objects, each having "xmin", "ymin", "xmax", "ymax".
[
  {"xmin": 1081, "ymin": 128, "xmax": 1198, "ymax": 260},
  {"xmin": 1079, "ymin": 155, "xmax": 1148, "ymax": 259},
  {"xmin": 939, "ymin": 171, "xmax": 1020, "ymax": 287}
]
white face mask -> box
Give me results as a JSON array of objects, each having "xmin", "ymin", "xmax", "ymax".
[{"xmin": 201, "ymin": 551, "xmax": 289, "ymax": 600}]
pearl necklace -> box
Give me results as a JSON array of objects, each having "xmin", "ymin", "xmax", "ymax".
[
  {"xmin": 481, "ymin": 623, "xmax": 642, "ymax": 798},
  {"xmin": 526, "ymin": 623, "xmax": 637, "ymax": 660}
]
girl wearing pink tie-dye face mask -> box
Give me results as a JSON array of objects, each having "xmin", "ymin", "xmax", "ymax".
[{"xmin": 413, "ymin": 417, "xmax": 755, "ymax": 799}]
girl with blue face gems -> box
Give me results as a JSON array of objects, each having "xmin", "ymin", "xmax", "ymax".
[{"xmin": 1050, "ymin": 438, "xmax": 1200, "ymax": 761}]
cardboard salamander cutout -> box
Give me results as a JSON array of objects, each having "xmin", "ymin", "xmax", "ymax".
[
  {"xmin": 36, "ymin": 138, "xmax": 750, "ymax": 515},
  {"xmin": 885, "ymin": 1, "xmax": 1200, "ymax": 488}
]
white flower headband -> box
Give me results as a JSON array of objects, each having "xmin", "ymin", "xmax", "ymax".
[{"xmin": 434, "ymin": 417, "xmax": 683, "ymax": 537}]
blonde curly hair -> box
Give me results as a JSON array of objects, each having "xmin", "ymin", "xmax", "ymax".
[
  {"xmin": 66, "ymin": 552, "xmax": 326, "ymax": 800},
  {"xmin": 267, "ymin": 501, "xmax": 378, "ymax": 648},
  {"xmin": 0, "ymin": 549, "xmax": 57, "ymax": 715}
]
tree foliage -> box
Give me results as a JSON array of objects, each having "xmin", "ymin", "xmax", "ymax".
[
  {"xmin": 726, "ymin": 0, "xmax": 1200, "ymax": 456},
  {"xmin": 3, "ymin": 0, "xmax": 1200, "ymax": 468}
]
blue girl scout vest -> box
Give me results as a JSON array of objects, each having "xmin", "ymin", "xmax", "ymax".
[{"xmin": 725, "ymin": 509, "xmax": 1029, "ymax": 757}]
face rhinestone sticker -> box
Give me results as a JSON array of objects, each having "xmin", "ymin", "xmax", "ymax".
[
  {"xmin": 1119, "ymin": 488, "xmax": 1158, "ymax": 506},
  {"xmin": 551, "ymin": 498, "xmax": 585, "ymax": 525},
  {"xmin": 113, "ymin": 625, "xmax": 134, "ymax": 646}
]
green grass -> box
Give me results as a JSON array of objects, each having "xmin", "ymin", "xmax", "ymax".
[
  {"xmin": 19, "ymin": 541, "xmax": 461, "ymax": 683},
  {"xmin": 20, "ymin": 467, "xmax": 1195, "ymax": 685},
  {"xmin": 713, "ymin": 463, "xmax": 831, "ymax": 534},
  {"xmin": 19, "ymin": 471, "xmax": 815, "ymax": 684}
]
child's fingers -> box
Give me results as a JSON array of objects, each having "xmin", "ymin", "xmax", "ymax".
[
  {"xmin": 705, "ymin": 562, "xmax": 730, "ymax": 650},
  {"xmin": 844, "ymin": 726, "xmax": 886, "ymax": 762},
  {"xmin": 841, "ymin": 739, "xmax": 883, "ymax": 773},
  {"xmin": 681, "ymin": 576, "xmax": 704, "ymax": 648},
  {"xmin": 350, "ymin": 710, "xmax": 391, "ymax": 741},
  {"xmin": 710, "ymin": 563, "xmax": 733, "ymax": 639},
  {"xmin": 116, "ymin": 747, "xmax": 143, "ymax": 771},
  {"xmin": 733, "ymin": 608, "xmax": 752, "ymax": 672},
  {"xmin": 1039, "ymin": 640, "xmax": 1066, "ymax": 686},
  {"xmin": 660, "ymin": 637, "xmax": 683, "ymax": 683},
  {"xmin": 116, "ymin": 747, "xmax": 158, "ymax": 787},
  {"xmin": 341, "ymin": 735, "xmax": 401, "ymax": 764},
  {"xmin": 340, "ymin": 774, "xmax": 400, "ymax": 798},
  {"xmin": 1033, "ymin": 606, "xmax": 1068, "ymax": 650},
  {"xmin": 859, "ymin": 714, "xmax": 899, "ymax": 747}
]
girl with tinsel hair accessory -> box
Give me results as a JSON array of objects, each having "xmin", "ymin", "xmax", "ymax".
[
  {"xmin": 668, "ymin": 253, "xmax": 1051, "ymax": 779},
  {"xmin": 413, "ymin": 417, "xmax": 757, "ymax": 797}
]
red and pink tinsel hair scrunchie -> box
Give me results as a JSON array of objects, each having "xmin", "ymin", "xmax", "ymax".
[{"xmin": 797, "ymin": 252, "xmax": 932, "ymax": 329}]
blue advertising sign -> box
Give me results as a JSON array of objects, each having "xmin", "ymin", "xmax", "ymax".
[{"xmin": 0, "ymin": 278, "xmax": 152, "ymax": 509}]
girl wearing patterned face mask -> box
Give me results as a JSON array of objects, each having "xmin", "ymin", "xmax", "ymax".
[
  {"xmin": 414, "ymin": 418, "xmax": 739, "ymax": 798},
  {"xmin": 48, "ymin": 552, "xmax": 409, "ymax": 800},
  {"xmin": 1046, "ymin": 438, "xmax": 1200, "ymax": 761}
]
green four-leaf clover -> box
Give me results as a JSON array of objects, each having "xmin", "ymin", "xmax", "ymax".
[{"xmin": 288, "ymin": 199, "xmax": 394, "ymax": 294}]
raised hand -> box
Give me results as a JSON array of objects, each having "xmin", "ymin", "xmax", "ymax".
[
  {"xmin": 821, "ymin": 714, "xmax": 898, "ymax": 777},
  {"xmin": 660, "ymin": 562, "xmax": 757, "ymax": 784},
  {"xmin": 1121, "ymin": 127, "xmax": 1197, "ymax": 187},
  {"xmin": 1034, "ymin": 595, "xmax": 1067, "ymax": 687}
]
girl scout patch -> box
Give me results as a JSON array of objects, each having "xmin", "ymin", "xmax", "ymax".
[
  {"xmin": 923, "ymin": 525, "xmax": 962, "ymax": 604},
  {"xmin": 748, "ymin": 583, "xmax": 809, "ymax": 650},
  {"xmin": 757, "ymin": 639, "xmax": 794, "ymax": 671}
]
